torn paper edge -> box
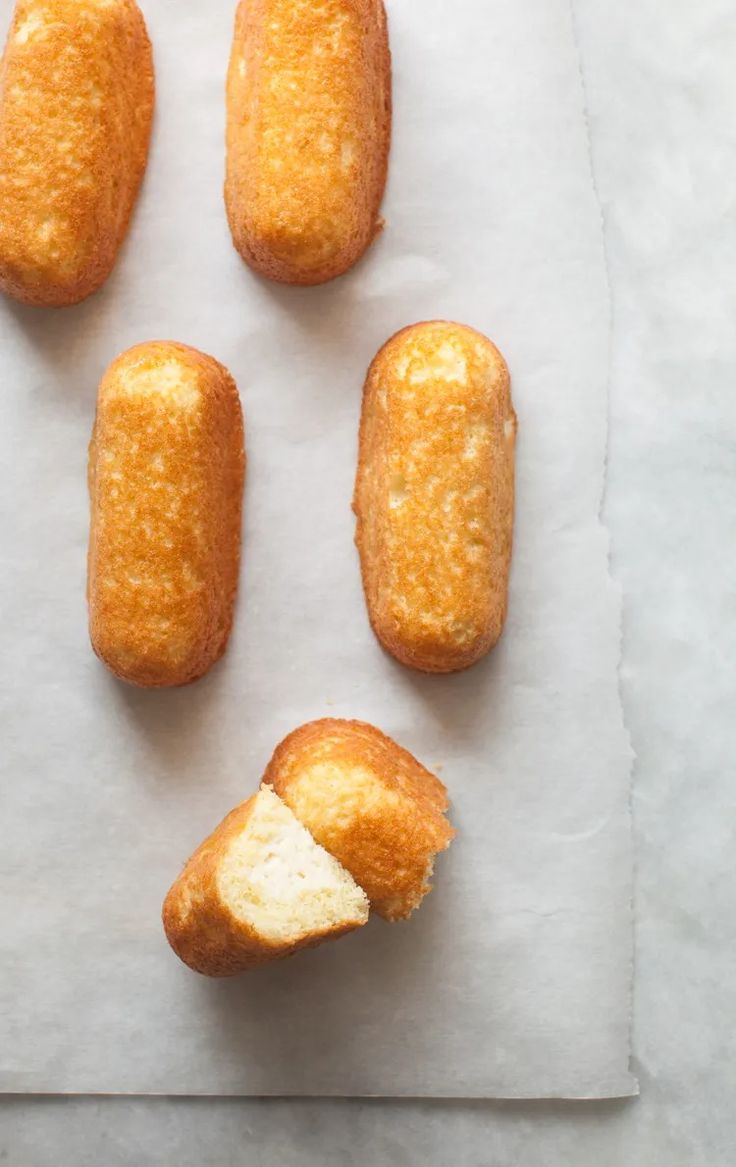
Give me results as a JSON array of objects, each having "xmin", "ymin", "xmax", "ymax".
[{"xmin": 568, "ymin": 0, "xmax": 639, "ymax": 1099}]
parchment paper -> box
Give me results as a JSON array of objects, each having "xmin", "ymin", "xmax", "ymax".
[{"xmin": 0, "ymin": 0, "xmax": 635, "ymax": 1096}]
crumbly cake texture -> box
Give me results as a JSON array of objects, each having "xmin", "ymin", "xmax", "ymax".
[
  {"xmin": 0, "ymin": 0, "xmax": 154, "ymax": 307},
  {"xmin": 264, "ymin": 718, "xmax": 455, "ymax": 921},
  {"xmin": 88, "ymin": 341, "xmax": 245, "ymax": 689},
  {"xmin": 162, "ymin": 787, "xmax": 369, "ymax": 976},
  {"xmin": 354, "ymin": 321, "xmax": 517, "ymax": 674},
  {"xmin": 225, "ymin": 0, "xmax": 391, "ymax": 285}
]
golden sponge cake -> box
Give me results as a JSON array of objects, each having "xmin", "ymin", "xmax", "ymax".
[
  {"xmin": 0, "ymin": 0, "xmax": 154, "ymax": 307},
  {"xmin": 163, "ymin": 786, "xmax": 369, "ymax": 976},
  {"xmin": 264, "ymin": 719, "xmax": 455, "ymax": 921},
  {"xmin": 354, "ymin": 321, "xmax": 517, "ymax": 673},
  {"xmin": 225, "ymin": 0, "xmax": 391, "ymax": 285},
  {"xmin": 88, "ymin": 342, "xmax": 245, "ymax": 689}
]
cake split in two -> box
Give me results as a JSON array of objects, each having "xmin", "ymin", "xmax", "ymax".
[{"xmin": 163, "ymin": 719, "xmax": 455, "ymax": 977}]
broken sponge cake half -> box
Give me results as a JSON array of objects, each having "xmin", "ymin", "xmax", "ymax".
[
  {"xmin": 163, "ymin": 785, "xmax": 369, "ymax": 976},
  {"xmin": 263, "ymin": 719, "xmax": 455, "ymax": 922}
]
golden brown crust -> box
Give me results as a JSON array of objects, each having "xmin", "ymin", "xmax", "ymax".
[
  {"xmin": 0, "ymin": 0, "xmax": 154, "ymax": 307},
  {"xmin": 353, "ymin": 321, "xmax": 517, "ymax": 674},
  {"xmin": 263, "ymin": 718, "xmax": 455, "ymax": 921},
  {"xmin": 87, "ymin": 341, "xmax": 245, "ymax": 689},
  {"xmin": 225, "ymin": 0, "xmax": 391, "ymax": 285}
]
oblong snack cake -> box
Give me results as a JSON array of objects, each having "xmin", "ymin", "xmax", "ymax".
[
  {"xmin": 0, "ymin": 0, "xmax": 154, "ymax": 306},
  {"xmin": 163, "ymin": 786, "xmax": 369, "ymax": 976},
  {"xmin": 163, "ymin": 721, "xmax": 455, "ymax": 975},
  {"xmin": 88, "ymin": 342, "xmax": 245, "ymax": 688},
  {"xmin": 225, "ymin": 0, "xmax": 391, "ymax": 284},
  {"xmin": 264, "ymin": 719, "xmax": 455, "ymax": 921},
  {"xmin": 354, "ymin": 321, "xmax": 517, "ymax": 673}
]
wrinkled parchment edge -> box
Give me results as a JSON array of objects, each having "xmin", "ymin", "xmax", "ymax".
[{"xmin": 569, "ymin": 0, "xmax": 638, "ymax": 1099}]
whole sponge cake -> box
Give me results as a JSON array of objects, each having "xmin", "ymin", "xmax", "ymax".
[
  {"xmin": 0, "ymin": 0, "xmax": 154, "ymax": 306},
  {"xmin": 354, "ymin": 321, "xmax": 517, "ymax": 673},
  {"xmin": 87, "ymin": 342, "xmax": 245, "ymax": 689},
  {"xmin": 163, "ymin": 786, "xmax": 369, "ymax": 976},
  {"xmin": 225, "ymin": 0, "xmax": 391, "ymax": 285},
  {"xmin": 263, "ymin": 719, "xmax": 455, "ymax": 921}
]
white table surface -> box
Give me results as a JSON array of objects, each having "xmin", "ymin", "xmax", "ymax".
[{"xmin": 2, "ymin": 0, "xmax": 734, "ymax": 1160}]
